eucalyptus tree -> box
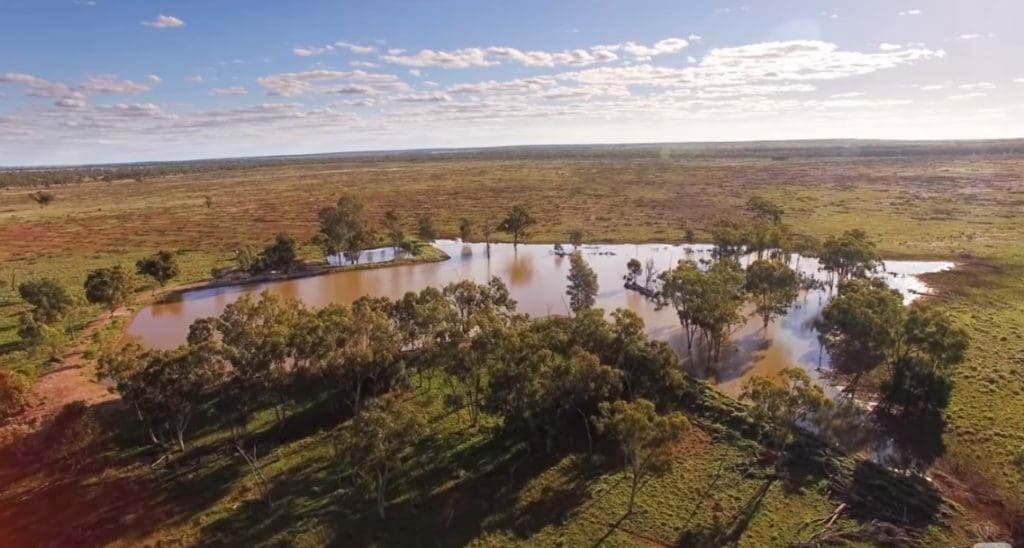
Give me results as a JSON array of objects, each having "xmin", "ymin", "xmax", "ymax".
[
  {"xmin": 417, "ymin": 214, "xmax": 438, "ymax": 242},
  {"xmin": 741, "ymin": 368, "xmax": 830, "ymax": 460},
  {"xmin": 338, "ymin": 393, "xmax": 425, "ymax": 520},
  {"xmin": 746, "ymin": 195, "xmax": 784, "ymax": 224},
  {"xmin": 136, "ymin": 250, "xmax": 180, "ymax": 287},
  {"xmin": 383, "ymin": 209, "xmax": 406, "ymax": 253},
  {"xmin": 317, "ymin": 195, "xmax": 372, "ymax": 263},
  {"xmin": 566, "ymin": 251, "xmax": 599, "ymax": 314},
  {"xmin": 551, "ymin": 348, "xmax": 621, "ymax": 452},
  {"xmin": 815, "ymin": 278, "xmax": 904, "ymax": 395},
  {"xmin": 498, "ymin": 204, "xmax": 536, "ymax": 249},
  {"xmin": 84, "ymin": 265, "xmax": 136, "ymax": 317},
  {"xmin": 658, "ymin": 260, "xmax": 704, "ymax": 351},
  {"xmin": 690, "ymin": 259, "xmax": 746, "ymax": 363},
  {"xmin": 605, "ymin": 309, "xmax": 683, "ymax": 403},
  {"xmin": 216, "ymin": 291, "xmax": 298, "ymax": 431},
  {"xmin": 17, "ymin": 278, "xmax": 73, "ymax": 323},
  {"xmin": 247, "ymin": 233, "xmax": 298, "ymax": 273},
  {"xmin": 710, "ymin": 220, "xmax": 746, "ymax": 259},
  {"xmin": 819, "ymin": 229, "xmax": 881, "ymax": 283},
  {"xmin": 341, "ymin": 296, "xmax": 405, "ymax": 423},
  {"xmin": 624, "ymin": 258, "xmax": 642, "ymax": 287},
  {"xmin": 568, "ymin": 229, "xmax": 583, "ymax": 249},
  {"xmin": 440, "ymin": 277, "xmax": 517, "ymax": 424},
  {"xmin": 595, "ymin": 398, "xmax": 689, "ymax": 515},
  {"xmin": 882, "ymin": 303, "xmax": 969, "ymax": 415},
  {"xmin": 459, "ymin": 218, "xmax": 472, "ymax": 241},
  {"xmin": 744, "ymin": 259, "xmax": 800, "ymax": 329}
]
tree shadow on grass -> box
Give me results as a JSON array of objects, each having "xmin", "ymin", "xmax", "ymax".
[
  {"xmin": 195, "ymin": 417, "xmax": 607, "ymax": 547},
  {"xmin": 0, "ymin": 399, "xmax": 244, "ymax": 547}
]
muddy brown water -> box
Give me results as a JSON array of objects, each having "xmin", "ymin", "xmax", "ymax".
[{"xmin": 126, "ymin": 241, "xmax": 952, "ymax": 396}]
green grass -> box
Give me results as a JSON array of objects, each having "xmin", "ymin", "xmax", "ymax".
[{"xmin": 1, "ymin": 149, "xmax": 1022, "ymax": 545}]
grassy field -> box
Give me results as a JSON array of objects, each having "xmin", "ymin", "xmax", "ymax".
[{"xmin": 1, "ymin": 144, "xmax": 1022, "ymax": 545}]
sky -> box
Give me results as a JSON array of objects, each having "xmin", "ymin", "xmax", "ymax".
[{"xmin": 1, "ymin": 0, "xmax": 1022, "ymax": 166}]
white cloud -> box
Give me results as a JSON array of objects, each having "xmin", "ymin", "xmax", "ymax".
[
  {"xmin": 394, "ymin": 92, "xmax": 452, "ymax": 103},
  {"xmin": 688, "ymin": 34, "xmax": 702, "ymax": 42},
  {"xmin": 958, "ymin": 82, "xmax": 996, "ymax": 90},
  {"xmin": 0, "ymin": 72, "xmax": 156, "ymax": 107},
  {"xmin": 947, "ymin": 92, "xmax": 986, "ymax": 100},
  {"xmin": 98, "ymin": 102, "xmax": 175, "ymax": 119},
  {"xmin": 293, "ymin": 45, "xmax": 332, "ymax": 57},
  {"xmin": 351, "ymin": 61, "xmax": 379, "ymax": 68},
  {"xmin": 830, "ymin": 91, "xmax": 865, "ymax": 98},
  {"xmin": 185, "ymin": 75, "xmax": 204, "ymax": 83},
  {"xmin": 146, "ymin": 74, "xmax": 162, "ymax": 84},
  {"xmin": 409, "ymin": 69, "xmax": 422, "ymax": 77},
  {"xmin": 898, "ymin": 9, "xmax": 922, "ymax": 16},
  {"xmin": 377, "ymin": 37, "xmax": 690, "ymax": 69},
  {"xmin": 72, "ymin": 1, "xmax": 97, "ymax": 6},
  {"xmin": 956, "ymin": 34, "xmax": 982, "ymax": 40},
  {"xmin": 878, "ymin": 43, "xmax": 902, "ymax": 51},
  {"xmin": 79, "ymin": 74, "xmax": 154, "ymax": 94},
  {"xmin": 257, "ymin": 69, "xmax": 407, "ymax": 96},
  {"xmin": 211, "ymin": 86, "xmax": 248, "ymax": 96},
  {"xmin": 55, "ymin": 97, "xmax": 87, "ymax": 109},
  {"xmin": 293, "ymin": 41, "xmax": 376, "ymax": 57},
  {"xmin": 1014, "ymin": 77, "xmax": 1024, "ymax": 84},
  {"xmin": 142, "ymin": 14, "xmax": 185, "ymax": 28}
]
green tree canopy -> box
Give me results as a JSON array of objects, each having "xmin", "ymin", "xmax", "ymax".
[
  {"xmin": 566, "ymin": 251, "xmax": 599, "ymax": 314},
  {"xmin": 136, "ymin": 250, "xmax": 180, "ymax": 287},
  {"xmin": 498, "ymin": 205, "xmax": 536, "ymax": 248},
  {"xmin": 741, "ymin": 368, "xmax": 831, "ymax": 457},
  {"xmin": 745, "ymin": 259, "xmax": 800, "ymax": 328},
  {"xmin": 595, "ymin": 398, "xmax": 689, "ymax": 514},
  {"xmin": 17, "ymin": 278, "xmax": 74, "ymax": 323},
  {"xmin": 337, "ymin": 394, "xmax": 426, "ymax": 519},
  {"xmin": 84, "ymin": 265, "xmax": 136, "ymax": 315},
  {"xmin": 317, "ymin": 195, "xmax": 372, "ymax": 263},
  {"xmin": 815, "ymin": 278, "xmax": 904, "ymax": 394}
]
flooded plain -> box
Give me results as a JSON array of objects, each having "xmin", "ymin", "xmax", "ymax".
[{"xmin": 126, "ymin": 241, "xmax": 952, "ymax": 396}]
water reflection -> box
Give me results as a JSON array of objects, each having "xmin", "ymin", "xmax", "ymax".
[{"xmin": 126, "ymin": 240, "xmax": 952, "ymax": 394}]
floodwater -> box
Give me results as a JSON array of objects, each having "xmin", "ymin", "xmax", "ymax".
[{"xmin": 126, "ymin": 240, "xmax": 952, "ymax": 396}]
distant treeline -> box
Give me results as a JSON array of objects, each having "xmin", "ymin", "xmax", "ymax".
[{"xmin": 4, "ymin": 138, "xmax": 1024, "ymax": 188}]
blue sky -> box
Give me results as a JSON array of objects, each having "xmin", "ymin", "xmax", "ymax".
[{"xmin": 1, "ymin": 0, "xmax": 1022, "ymax": 165}]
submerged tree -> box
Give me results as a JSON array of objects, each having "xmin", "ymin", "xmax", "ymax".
[
  {"xmin": 690, "ymin": 260, "xmax": 746, "ymax": 363},
  {"xmin": 566, "ymin": 251, "xmax": 599, "ymax": 314},
  {"xmin": 498, "ymin": 205, "xmax": 536, "ymax": 249},
  {"xmin": 820, "ymin": 229, "xmax": 881, "ymax": 283},
  {"xmin": 815, "ymin": 278, "xmax": 904, "ymax": 394},
  {"xmin": 568, "ymin": 229, "xmax": 584, "ymax": 250},
  {"xmin": 624, "ymin": 258, "xmax": 643, "ymax": 287},
  {"xmin": 744, "ymin": 259, "xmax": 799, "ymax": 329},
  {"xmin": 658, "ymin": 260, "xmax": 704, "ymax": 350},
  {"xmin": 458, "ymin": 217, "xmax": 472, "ymax": 242},
  {"xmin": 383, "ymin": 209, "xmax": 406, "ymax": 253},
  {"xmin": 710, "ymin": 220, "xmax": 747, "ymax": 259},
  {"xmin": 595, "ymin": 398, "xmax": 689, "ymax": 515},
  {"xmin": 317, "ymin": 195, "xmax": 372, "ymax": 263},
  {"xmin": 136, "ymin": 250, "xmax": 180, "ymax": 287}
]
